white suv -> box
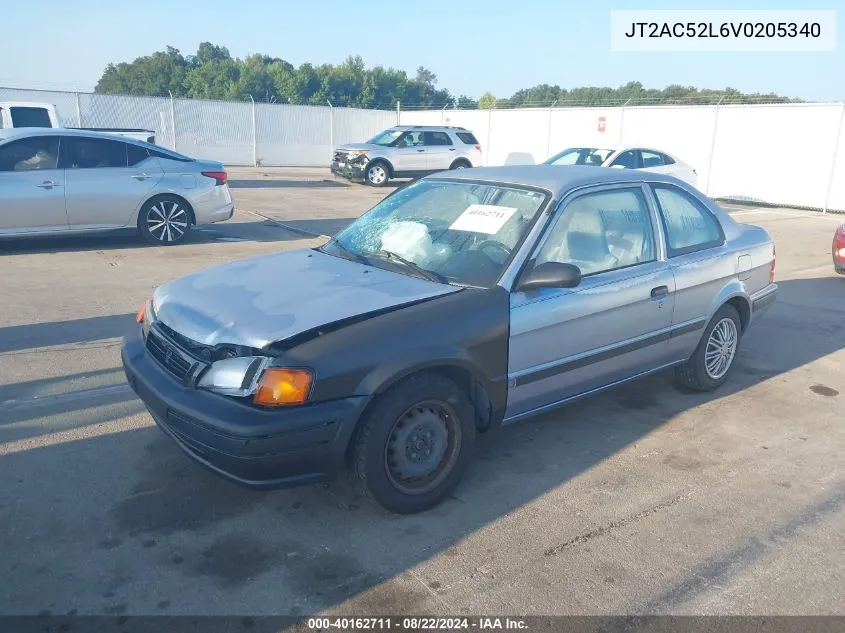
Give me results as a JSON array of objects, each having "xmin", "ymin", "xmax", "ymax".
[{"xmin": 331, "ymin": 126, "xmax": 483, "ymax": 186}]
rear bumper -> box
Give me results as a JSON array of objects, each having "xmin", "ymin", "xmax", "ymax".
[
  {"xmin": 750, "ymin": 283, "xmax": 778, "ymax": 321},
  {"xmin": 121, "ymin": 327, "xmax": 368, "ymax": 489},
  {"xmin": 198, "ymin": 202, "xmax": 234, "ymax": 225},
  {"xmin": 192, "ymin": 184, "xmax": 235, "ymax": 225},
  {"xmin": 331, "ymin": 161, "xmax": 365, "ymax": 180}
]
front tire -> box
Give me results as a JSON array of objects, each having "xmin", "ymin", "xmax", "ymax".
[
  {"xmin": 351, "ymin": 372, "xmax": 476, "ymax": 514},
  {"xmin": 674, "ymin": 304, "xmax": 742, "ymax": 392},
  {"xmin": 138, "ymin": 196, "xmax": 192, "ymax": 245},
  {"xmin": 365, "ymin": 161, "xmax": 391, "ymax": 187}
]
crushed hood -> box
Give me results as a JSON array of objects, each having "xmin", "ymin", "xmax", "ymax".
[
  {"xmin": 337, "ymin": 143, "xmax": 384, "ymax": 152},
  {"xmin": 152, "ymin": 248, "xmax": 460, "ymax": 350}
]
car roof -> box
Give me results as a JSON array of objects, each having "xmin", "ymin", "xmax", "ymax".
[
  {"xmin": 426, "ymin": 164, "xmax": 687, "ymax": 197},
  {"xmin": 0, "ymin": 127, "xmax": 145, "ymax": 144},
  {"xmin": 390, "ymin": 125, "xmax": 470, "ymax": 132}
]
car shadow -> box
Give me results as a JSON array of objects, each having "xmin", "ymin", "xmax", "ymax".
[
  {"xmin": 260, "ymin": 217, "xmax": 356, "ymax": 238},
  {"xmin": 0, "ymin": 220, "xmax": 311, "ymax": 255},
  {"xmin": 0, "ymin": 314, "xmax": 136, "ymax": 354},
  {"xmin": 1, "ymin": 276, "xmax": 843, "ymax": 618}
]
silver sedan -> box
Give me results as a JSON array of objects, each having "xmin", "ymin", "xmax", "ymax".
[{"xmin": 0, "ymin": 128, "xmax": 234, "ymax": 245}]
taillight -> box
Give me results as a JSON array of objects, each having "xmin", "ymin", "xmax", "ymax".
[
  {"xmin": 202, "ymin": 171, "xmax": 228, "ymax": 186},
  {"xmin": 769, "ymin": 245, "xmax": 776, "ymax": 284}
]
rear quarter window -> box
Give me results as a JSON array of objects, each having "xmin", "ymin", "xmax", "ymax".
[
  {"xmin": 148, "ymin": 147, "xmax": 193, "ymax": 162},
  {"xmin": 456, "ymin": 132, "xmax": 479, "ymax": 145},
  {"xmin": 652, "ymin": 185, "xmax": 724, "ymax": 256}
]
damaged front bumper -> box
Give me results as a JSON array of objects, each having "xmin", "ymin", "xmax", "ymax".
[
  {"xmin": 330, "ymin": 159, "xmax": 366, "ymax": 181},
  {"xmin": 121, "ymin": 326, "xmax": 368, "ymax": 489}
]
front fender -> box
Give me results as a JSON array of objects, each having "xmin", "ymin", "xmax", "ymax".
[
  {"xmin": 364, "ymin": 153, "xmax": 394, "ymax": 173},
  {"xmin": 355, "ymin": 346, "xmax": 489, "ymax": 396}
]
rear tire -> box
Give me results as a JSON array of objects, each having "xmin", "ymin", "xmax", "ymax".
[
  {"xmin": 365, "ymin": 161, "xmax": 391, "ymax": 187},
  {"xmin": 674, "ymin": 304, "xmax": 742, "ymax": 392},
  {"xmin": 351, "ymin": 372, "xmax": 475, "ymax": 514},
  {"xmin": 138, "ymin": 196, "xmax": 192, "ymax": 245},
  {"xmin": 450, "ymin": 159, "xmax": 471, "ymax": 170}
]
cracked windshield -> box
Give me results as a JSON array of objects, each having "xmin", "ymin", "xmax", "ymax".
[{"xmin": 324, "ymin": 179, "xmax": 548, "ymax": 287}]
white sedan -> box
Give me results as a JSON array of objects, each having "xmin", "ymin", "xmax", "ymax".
[{"xmin": 544, "ymin": 146, "xmax": 698, "ymax": 187}]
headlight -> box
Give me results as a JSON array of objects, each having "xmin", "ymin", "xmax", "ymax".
[
  {"xmin": 253, "ymin": 368, "xmax": 313, "ymax": 407},
  {"xmin": 197, "ymin": 356, "xmax": 270, "ymax": 397},
  {"xmin": 197, "ymin": 358, "xmax": 313, "ymax": 406},
  {"xmin": 347, "ymin": 150, "xmax": 369, "ymax": 162},
  {"xmin": 137, "ymin": 299, "xmax": 155, "ymax": 336}
]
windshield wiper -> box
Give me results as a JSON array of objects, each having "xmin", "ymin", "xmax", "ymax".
[
  {"xmin": 370, "ymin": 249, "xmax": 447, "ymax": 284},
  {"xmin": 324, "ymin": 237, "xmax": 369, "ymax": 264}
]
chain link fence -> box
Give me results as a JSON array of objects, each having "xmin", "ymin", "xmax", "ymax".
[
  {"xmin": 2, "ymin": 85, "xmax": 845, "ymax": 211},
  {"xmin": 0, "ymin": 86, "xmax": 396, "ymax": 167}
]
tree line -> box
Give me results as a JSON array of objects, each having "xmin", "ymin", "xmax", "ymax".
[{"xmin": 95, "ymin": 43, "xmax": 799, "ymax": 109}]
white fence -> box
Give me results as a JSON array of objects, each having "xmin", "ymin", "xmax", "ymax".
[
  {"xmin": 3, "ymin": 86, "xmax": 845, "ymax": 211},
  {"xmin": 0, "ymin": 87, "xmax": 396, "ymax": 168},
  {"xmin": 401, "ymin": 103, "xmax": 845, "ymax": 212}
]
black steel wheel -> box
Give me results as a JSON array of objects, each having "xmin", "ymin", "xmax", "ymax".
[{"xmin": 351, "ymin": 372, "xmax": 475, "ymax": 514}]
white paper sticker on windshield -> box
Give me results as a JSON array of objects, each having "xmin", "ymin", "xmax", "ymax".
[{"xmin": 449, "ymin": 204, "xmax": 518, "ymax": 234}]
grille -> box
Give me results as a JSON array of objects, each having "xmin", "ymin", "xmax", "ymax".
[
  {"xmin": 157, "ymin": 321, "xmax": 214, "ymax": 361},
  {"xmin": 333, "ymin": 151, "xmax": 349, "ymax": 162},
  {"xmin": 146, "ymin": 329, "xmax": 194, "ymax": 382}
]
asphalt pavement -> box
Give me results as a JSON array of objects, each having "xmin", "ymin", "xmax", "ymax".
[{"xmin": 1, "ymin": 168, "xmax": 843, "ymax": 617}]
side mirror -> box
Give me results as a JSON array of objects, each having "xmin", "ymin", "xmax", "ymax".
[{"xmin": 516, "ymin": 262, "xmax": 582, "ymax": 291}]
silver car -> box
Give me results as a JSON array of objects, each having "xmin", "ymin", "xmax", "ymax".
[
  {"xmin": 0, "ymin": 128, "xmax": 234, "ymax": 245},
  {"xmin": 122, "ymin": 165, "xmax": 777, "ymax": 514},
  {"xmin": 545, "ymin": 146, "xmax": 698, "ymax": 187},
  {"xmin": 331, "ymin": 125, "xmax": 483, "ymax": 187}
]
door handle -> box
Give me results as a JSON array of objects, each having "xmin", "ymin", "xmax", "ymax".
[
  {"xmin": 449, "ymin": 148, "xmax": 456, "ymax": 151},
  {"xmin": 416, "ymin": 149, "xmax": 425, "ymax": 152},
  {"xmin": 131, "ymin": 173, "xmax": 152, "ymax": 181},
  {"xmin": 36, "ymin": 181, "xmax": 60, "ymax": 189},
  {"xmin": 650, "ymin": 285, "xmax": 669, "ymax": 299}
]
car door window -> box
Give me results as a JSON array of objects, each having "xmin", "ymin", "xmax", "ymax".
[
  {"xmin": 398, "ymin": 131, "xmax": 424, "ymax": 147},
  {"xmin": 127, "ymin": 143, "xmax": 151, "ymax": 167},
  {"xmin": 62, "ymin": 136, "xmax": 129, "ymax": 169},
  {"xmin": 0, "ymin": 136, "xmax": 60, "ymax": 172},
  {"xmin": 659, "ymin": 152, "xmax": 676, "ymax": 165},
  {"xmin": 641, "ymin": 151, "xmax": 665, "ymax": 168},
  {"xmin": 535, "ymin": 187, "xmax": 656, "ymax": 276},
  {"xmin": 652, "ymin": 185, "xmax": 724, "ymax": 256},
  {"xmin": 610, "ymin": 150, "xmax": 641, "ymax": 169},
  {"xmin": 424, "ymin": 131, "xmax": 452, "ymax": 146}
]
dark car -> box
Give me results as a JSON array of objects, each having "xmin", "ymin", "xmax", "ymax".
[{"xmin": 122, "ymin": 166, "xmax": 777, "ymax": 514}]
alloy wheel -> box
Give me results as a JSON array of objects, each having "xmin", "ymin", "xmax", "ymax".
[
  {"xmin": 368, "ymin": 164, "xmax": 387, "ymax": 185},
  {"xmin": 146, "ymin": 201, "xmax": 189, "ymax": 243},
  {"xmin": 704, "ymin": 317, "xmax": 738, "ymax": 380}
]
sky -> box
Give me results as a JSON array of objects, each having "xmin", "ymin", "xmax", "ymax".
[{"xmin": 1, "ymin": 0, "xmax": 843, "ymax": 102}]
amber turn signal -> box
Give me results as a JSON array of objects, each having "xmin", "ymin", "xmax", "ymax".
[
  {"xmin": 253, "ymin": 368, "xmax": 313, "ymax": 406},
  {"xmin": 136, "ymin": 303, "xmax": 147, "ymax": 323}
]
